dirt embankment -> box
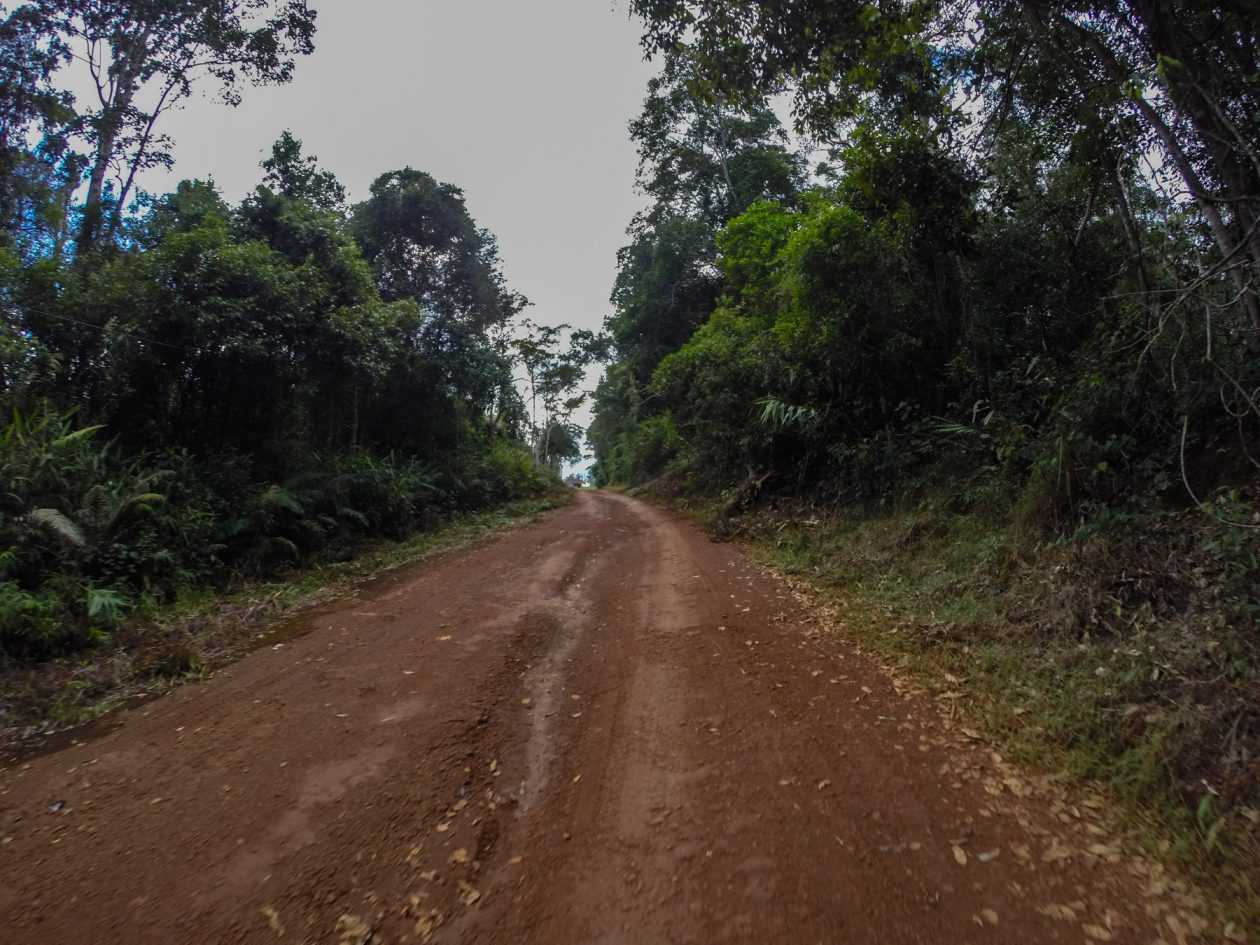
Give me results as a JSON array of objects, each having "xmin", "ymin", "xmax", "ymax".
[{"xmin": 0, "ymin": 492, "xmax": 1218, "ymax": 943}]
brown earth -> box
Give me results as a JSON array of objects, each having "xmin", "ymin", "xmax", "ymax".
[{"xmin": 0, "ymin": 491, "xmax": 1213, "ymax": 944}]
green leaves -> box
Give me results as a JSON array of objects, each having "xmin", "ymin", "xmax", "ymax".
[
  {"xmin": 631, "ymin": 0, "xmax": 946, "ymax": 137},
  {"xmin": 757, "ymin": 396, "xmax": 820, "ymax": 435},
  {"xmin": 351, "ymin": 168, "xmax": 526, "ymax": 328},
  {"xmin": 85, "ymin": 586, "xmax": 127, "ymax": 625},
  {"xmin": 51, "ymin": 425, "xmax": 105, "ymax": 448},
  {"xmin": 261, "ymin": 131, "xmax": 346, "ymax": 211},
  {"xmin": 630, "ymin": 46, "xmax": 805, "ymax": 229},
  {"xmin": 0, "ymin": 14, "xmax": 550, "ymax": 657},
  {"xmin": 24, "ymin": 508, "xmax": 84, "ymax": 546}
]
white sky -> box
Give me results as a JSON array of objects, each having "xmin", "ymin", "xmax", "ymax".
[{"xmin": 132, "ymin": 0, "xmax": 658, "ymax": 469}]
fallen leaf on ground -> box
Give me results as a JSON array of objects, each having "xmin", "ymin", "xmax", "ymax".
[
  {"xmin": 458, "ymin": 879, "xmax": 482, "ymax": 906},
  {"xmin": 261, "ymin": 905, "xmax": 284, "ymax": 936},
  {"xmin": 414, "ymin": 908, "xmax": 444, "ymax": 943},
  {"xmin": 336, "ymin": 914, "xmax": 374, "ymax": 945},
  {"xmin": 1087, "ymin": 843, "xmax": 1120, "ymax": 857},
  {"xmin": 1037, "ymin": 905, "xmax": 1077, "ymax": 922},
  {"xmin": 1041, "ymin": 840, "xmax": 1072, "ymax": 862},
  {"xmin": 1083, "ymin": 924, "xmax": 1114, "ymax": 941},
  {"xmin": 1165, "ymin": 914, "xmax": 1190, "ymax": 945},
  {"xmin": 1223, "ymin": 922, "xmax": 1247, "ymax": 943},
  {"xmin": 981, "ymin": 908, "xmax": 999, "ymax": 925},
  {"xmin": 953, "ymin": 845, "xmax": 968, "ymax": 866}
]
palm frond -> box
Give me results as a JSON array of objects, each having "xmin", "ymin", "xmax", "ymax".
[
  {"xmin": 25, "ymin": 508, "xmax": 85, "ymax": 546},
  {"xmin": 51, "ymin": 425, "xmax": 104, "ymax": 448}
]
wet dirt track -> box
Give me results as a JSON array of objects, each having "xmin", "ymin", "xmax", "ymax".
[{"xmin": 0, "ymin": 491, "xmax": 1196, "ymax": 944}]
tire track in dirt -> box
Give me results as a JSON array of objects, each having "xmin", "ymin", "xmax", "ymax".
[{"xmin": 0, "ymin": 491, "xmax": 1211, "ymax": 944}]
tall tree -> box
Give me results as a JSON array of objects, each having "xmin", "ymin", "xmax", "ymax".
[
  {"xmin": 350, "ymin": 168, "xmax": 526, "ymax": 329},
  {"xmin": 29, "ymin": 0, "xmax": 317, "ymax": 252},
  {"xmin": 631, "ymin": 0, "xmax": 1260, "ymax": 329},
  {"xmin": 260, "ymin": 130, "xmax": 345, "ymax": 211},
  {"xmin": 606, "ymin": 46, "xmax": 806, "ymax": 390},
  {"xmin": 630, "ymin": 46, "xmax": 805, "ymax": 228},
  {"xmin": 0, "ymin": 4, "xmax": 75, "ymax": 249},
  {"xmin": 511, "ymin": 321, "xmax": 600, "ymax": 468}
]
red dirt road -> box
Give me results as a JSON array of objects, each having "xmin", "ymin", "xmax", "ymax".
[{"xmin": 0, "ymin": 492, "xmax": 1203, "ymax": 943}]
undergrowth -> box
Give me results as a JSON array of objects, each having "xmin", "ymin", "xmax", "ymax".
[
  {"xmin": 694, "ymin": 484, "xmax": 1260, "ymax": 930},
  {"xmin": 0, "ymin": 404, "xmax": 559, "ymax": 659},
  {"xmin": 0, "ymin": 492, "xmax": 570, "ymax": 759}
]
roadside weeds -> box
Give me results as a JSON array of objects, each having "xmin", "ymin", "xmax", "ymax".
[
  {"xmin": 644, "ymin": 487, "xmax": 1258, "ymax": 941},
  {"xmin": 0, "ymin": 493, "xmax": 571, "ymax": 761}
]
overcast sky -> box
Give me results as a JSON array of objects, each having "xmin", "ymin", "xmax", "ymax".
[{"xmin": 140, "ymin": 0, "xmax": 657, "ymax": 466}]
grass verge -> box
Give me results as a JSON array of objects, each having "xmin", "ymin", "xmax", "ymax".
[
  {"xmin": 0, "ymin": 492, "xmax": 571, "ymax": 761},
  {"xmin": 666, "ymin": 486, "xmax": 1258, "ymax": 937}
]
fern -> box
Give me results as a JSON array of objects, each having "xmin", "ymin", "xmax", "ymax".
[
  {"xmin": 51, "ymin": 425, "xmax": 104, "ymax": 448},
  {"xmin": 260, "ymin": 484, "xmax": 305, "ymax": 515},
  {"xmin": 25, "ymin": 508, "xmax": 84, "ymax": 546}
]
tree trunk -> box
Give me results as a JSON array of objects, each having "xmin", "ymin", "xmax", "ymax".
[
  {"xmin": 1024, "ymin": 2, "xmax": 1260, "ymax": 331},
  {"xmin": 79, "ymin": 116, "xmax": 121, "ymax": 253},
  {"xmin": 79, "ymin": 27, "xmax": 151, "ymax": 253},
  {"xmin": 351, "ymin": 385, "xmax": 361, "ymax": 448},
  {"xmin": 1106, "ymin": 159, "xmax": 1156, "ymax": 312},
  {"xmin": 109, "ymin": 75, "xmax": 182, "ymax": 239},
  {"xmin": 714, "ymin": 109, "xmax": 737, "ymax": 214},
  {"xmin": 1126, "ymin": 0, "xmax": 1260, "ymax": 302}
]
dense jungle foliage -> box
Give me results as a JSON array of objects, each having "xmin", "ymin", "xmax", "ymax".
[
  {"xmin": 0, "ymin": 1, "xmax": 591, "ymax": 657},
  {"xmin": 592, "ymin": 0, "xmax": 1260, "ymax": 902},
  {"xmin": 595, "ymin": 4, "xmax": 1260, "ymax": 511}
]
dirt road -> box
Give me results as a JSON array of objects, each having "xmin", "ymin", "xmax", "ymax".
[{"xmin": 0, "ymin": 492, "xmax": 1201, "ymax": 943}]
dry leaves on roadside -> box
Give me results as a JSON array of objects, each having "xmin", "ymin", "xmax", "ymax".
[
  {"xmin": 336, "ymin": 913, "xmax": 375, "ymax": 945},
  {"xmin": 1037, "ymin": 904, "xmax": 1078, "ymax": 922},
  {"xmin": 413, "ymin": 908, "xmax": 444, "ymax": 943},
  {"xmin": 1041, "ymin": 839, "xmax": 1072, "ymax": 863},
  {"xmin": 458, "ymin": 879, "xmax": 482, "ymax": 906},
  {"xmin": 261, "ymin": 904, "xmax": 284, "ymax": 936}
]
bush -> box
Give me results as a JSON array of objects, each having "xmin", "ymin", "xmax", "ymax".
[{"xmin": 0, "ymin": 404, "xmax": 556, "ymax": 655}]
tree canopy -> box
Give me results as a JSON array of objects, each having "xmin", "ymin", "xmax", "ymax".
[{"xmin": 592, "ymin": 0, "xmax": 1260, "ymax": 531}]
